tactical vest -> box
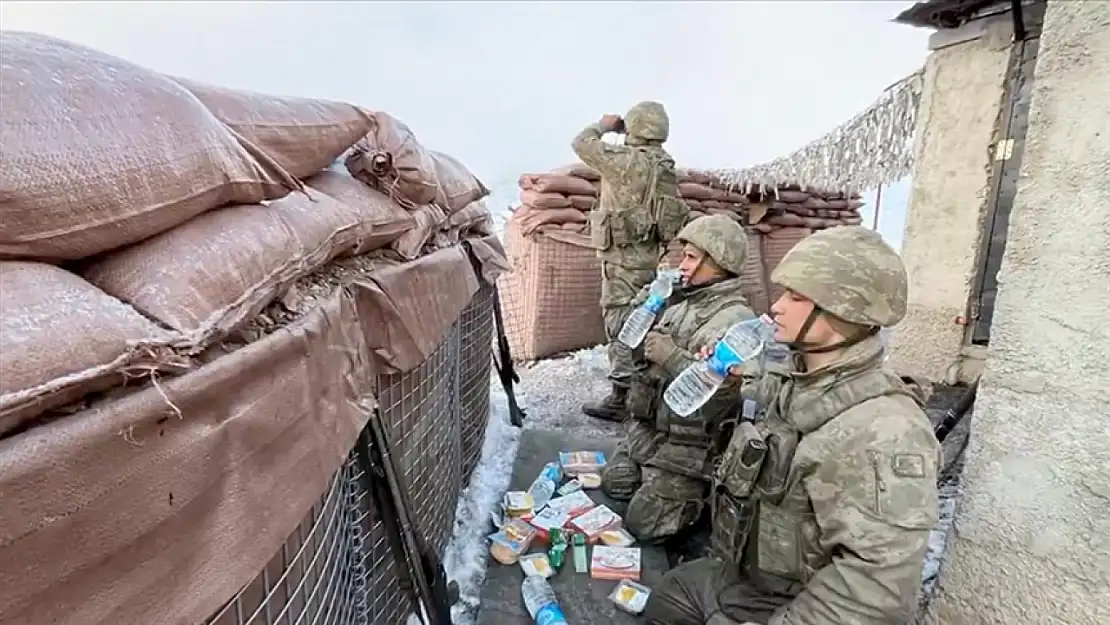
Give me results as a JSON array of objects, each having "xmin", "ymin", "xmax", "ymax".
[
  {"xmin": 709, "ymin": 366, "xmax": 923, "ymax": 576},
  {"xmin": 627, "ymin": 287, "xmax": 750, "ymax": 479},
  {"xmin": 589, "ymin": 149, "xmax": 687, "ymax": 269}
]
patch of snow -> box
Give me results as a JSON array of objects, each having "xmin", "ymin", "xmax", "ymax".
[
  {"xmin": 413, "ymin": 380, "xmax": 522, "ymax": 625},
  {"xmin": 920, "ymin": 478, "xmax": 961, "ymax": 595}
]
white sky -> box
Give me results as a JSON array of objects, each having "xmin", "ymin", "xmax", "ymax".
[{"xmin": 0, "ymin": 0, "xmax": 930, "ymax": 192}]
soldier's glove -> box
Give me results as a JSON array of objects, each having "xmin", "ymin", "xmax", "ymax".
[{"xmin": 643, "ymin": 331, "xmax": 678, "ymax": 366}]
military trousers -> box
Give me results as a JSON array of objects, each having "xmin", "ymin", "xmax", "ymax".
[
  {"xmin": 600, "ymin": 421, "xmax": 706, "ymax": 545},
  {"xmin": 600, "ymin": 262, "xmax": 656, "ymax": 389},
  {"xmin": 642, "ymin": 557, "xmax": 793, "ymax": 625}
]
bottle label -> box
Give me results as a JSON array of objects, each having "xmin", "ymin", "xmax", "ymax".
[
  {"xmin": 535, "ymin": 602, "xmax": 568, "ymax": 625},
  {"xmin": 708, "ymin": 339, "xmax": 742, "ymax": 377},
  {"xmin": 644, "ymin": 293, "xmax": 665, "ymax": 314}
]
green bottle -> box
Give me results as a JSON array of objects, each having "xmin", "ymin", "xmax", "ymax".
[{"xmin": 548, "ymin": 527, "xmax": 567, "ymax": 571}]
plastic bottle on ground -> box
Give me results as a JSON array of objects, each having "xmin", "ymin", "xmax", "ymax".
[
  {"xmin": 617, "ymin": 269, "xmax": 679, "ymax": 348},
  {"xmin": 522, "ymin": 575, "xmax": 569, "ymax": 625},
  {"xmin": 526, "ymin": 462, "xmax": 562, "ymax": 511},
  {"xmin": 664, "ymin": 314, "xmax": 778, "ymax": 417}
]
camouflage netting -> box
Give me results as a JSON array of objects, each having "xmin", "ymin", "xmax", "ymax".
[
  {"xmin": 712, "ymin": 70, "xmax": 924, "ymax": 195},
  {"xmin": 0, "ymin": 31, "xmax": 504, "ymax": 625}
]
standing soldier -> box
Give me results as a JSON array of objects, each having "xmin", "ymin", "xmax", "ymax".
[
  {"xmin": 643, "ymin": 226, "xmax": 942, "ymax": 625},
  {"xmin": 572, "ymin": 101, "xmax": 689, "ymax": 422},
  {"xmin": 600, "ymin": 214, "xmax": 756, "ymax": 544}
]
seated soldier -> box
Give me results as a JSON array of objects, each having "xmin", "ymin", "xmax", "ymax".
[
  {"xmin": 600, "ymin": 214, "xmax": 756, "ymax": 544},
  {"xmin": 643, "ymin": 226, "xmax": 941, "ymax": 625}
]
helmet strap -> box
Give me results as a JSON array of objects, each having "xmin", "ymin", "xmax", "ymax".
[{"xmin": 788, "ymin": 307, "xmax": 879, "ymax": 354}]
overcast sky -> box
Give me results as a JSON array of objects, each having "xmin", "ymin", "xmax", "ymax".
[{"xmin": 1, "ymin": 0, "xmax": 927, "ymax": 246}]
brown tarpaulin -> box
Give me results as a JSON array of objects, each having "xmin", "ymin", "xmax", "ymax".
[{"xmin": 0, "ymin": 240, "xmax": 507, "ymax": 625}]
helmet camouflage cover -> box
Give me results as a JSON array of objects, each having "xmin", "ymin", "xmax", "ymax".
[
  {"xmin": 770, "ymin": 225, "xmax": 908, "ymax": 327},
  {"xmin": 624, "ymin": 101, "xmax": 669, "ymax": 142},
  {"xmin": 676, "ymin": 214, "xmax": 748, "ymax": 276}
]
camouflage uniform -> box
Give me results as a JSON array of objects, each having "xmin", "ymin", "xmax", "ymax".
[
  {"xmin": 600, "ymin": 216, "xmax": 755, "ymax": 544},
  {"xmin": 645, "ymin": 226, "xmax": 942, "ymax": 625},
  {"xmin": 571, "ymin": 101, "xmax": 689, "ymax": 421}
]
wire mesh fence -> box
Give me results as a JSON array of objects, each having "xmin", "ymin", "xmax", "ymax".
[{"xmin": 205, "ymin": 287, "xmax": 496, "ymax": 625}]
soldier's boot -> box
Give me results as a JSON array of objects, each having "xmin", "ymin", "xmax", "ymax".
[{"xmin": 581, "ymin": 385, "xmax": 629, "ymax": 422}]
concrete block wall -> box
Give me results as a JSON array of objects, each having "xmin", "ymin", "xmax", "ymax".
[
  {"xmin": 922, "ymin": 1, "xmax": 1110, "ymax": 622},
  {"xmin": 887, "ymin": 16, "xmax": 1014, "ymax": 384}
]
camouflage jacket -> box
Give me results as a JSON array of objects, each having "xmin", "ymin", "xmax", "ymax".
[
  {"xmin": 571, "ymin": 123, "xmax": 686, "ymax": 271},
  {"xmin": 633, "ymin": 278, "xmax": 756, "ymax": 478},
  {"xmin": 748, "ymin": 336, "xmax": 942, "ymax": 625}
]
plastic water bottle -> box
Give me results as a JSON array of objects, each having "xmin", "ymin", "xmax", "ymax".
[
  {"xmin": 618, "ymin": 270, "xmax": 679, "ymax": 348},
  {"xmin": 522, "ymin": 576, "xmax": 569, "ymax": 625},
  {"xmin": 664, "ymin": 315, "xmax": 778, "ymax": 417},
  {"xmin": 527, "ymin": 462, "xmax": 562, "ymax": 511}
]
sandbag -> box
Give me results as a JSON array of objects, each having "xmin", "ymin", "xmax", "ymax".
[
  {"xmin": 173, "ymin": 77, "xmax": 374, "ymax": 179},
  {"xmin": 439, "ymin": 200, "xmax": 494, "ymax": 245},
  {"xmin": 552, "ymin": 163, "xmax": 600, "ymax": 181},
  {"xmin": 0, "ymin": 262, "xmax": 173, "ymax": 434},
  {"xmin": 678, "ymin": 182, "xmax": 717, "ymax": 201},
  {"xmin": 517, "ymin": 206, "xmax": 587, "ymax": 236},
  {"xmin": 393, "ymin": 204, "xmax": 448, "ymax": 261},
  {"xmin": 497, "ymin": 217, "xmax": 605, "ymax": 361},
  {"xmin": 520, "ymin": 190, "xmax": 572, "ymax": 210},
  {"xmin": 430, "ymin": 150, "xmax": 491, "ymax": 212},
  {"xmin": 81, "ymin": 188, "xmax": 380, "ymax": 336},
  {"xmin": 346, "ymin": 111, "xmax": 487, "ymax": 212},
  {"xmin": 521, "ymin": 174, "xmax": 598, "ymax": 197},
  {"xmin": 305, "ymin": 169, "xmax": 416, "ymax": 254},
  {"xmin": 568, "ymin": 195, "xmax": 597, "ymax": 211},
  {"xmin": 0, "ymin": 32, "xmax": 293, "ymax": 261}
]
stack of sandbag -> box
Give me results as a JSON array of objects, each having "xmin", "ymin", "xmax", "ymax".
[
  {"xmin": 0, "ymin": 31, "xmax": 493, "ymax": 436},
  {"xmin": 343, "ymin": 112, "xmax": 493, "ymax": 257},
  {"xmin": 496, "ymin": 164, "xmax": 606, "ymax": 360},
  {"xmin": 496, "ymin": 161, "xmax": 871, "ymax": 359}
]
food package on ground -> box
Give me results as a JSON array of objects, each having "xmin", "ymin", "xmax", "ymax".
[
  {"xmin": 556, "ymin": 479, "xmax": 582, "ymax": 496},
  {"xmin": 578, "ymin": 473, "xmax": 602, "ymax": 489},
  {"xmin": 610, "ymin": 579, "xmax": 652, "ymax": 613},
  {"xmin": 520, "ymin": 553, "xmax": 555, "ymax": 578},
  {"xmin": 489, "ymin": 519, "xmax": 538, "ymax": 565},
  {"xmin": 559, "ymin": 451, "xmax": 607, "ymax": 476},
  {"xmin": 569, "ymin": 504, "xmax": 622, "ymax": 543},
  {"xmin": 526, "ymin": 507, "xmax": 570, "ymax": 543},
  {"xmin": 591, "ymin": 546, "xmax": 642, "ymax": 581},
  {"xmin": 504, "ymin": 491, "xmax": 535, "ymax": 518},
  {"xmin": 599, "ymin": 527, "xmax": 636, "ymax": 547},
  {"xmin": 543, "ymin": 491, "xmax": 596, "ymax": 518}
]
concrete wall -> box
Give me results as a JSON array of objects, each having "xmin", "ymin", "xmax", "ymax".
[
  {"xmin": 888, "ymin": 17, "xmax": 1014, "ymax": 383},
  {"xmin": 925, "ymin": 2, "xmax": 1110, "ymax": 623}
]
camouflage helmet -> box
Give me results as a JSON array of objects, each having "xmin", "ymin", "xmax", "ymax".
[
  {"xmin": 771, "ymin": 225, "xmax": 908, "ymax": 327},
  {"xmin": 624, "ymin": 101, "xmax": 669, "ymax": 142},
  {"xmin": 676, "ymin": 214, "xmax": 748, "ymax": 275}
]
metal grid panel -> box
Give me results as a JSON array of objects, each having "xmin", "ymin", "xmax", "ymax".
[
  {"xmin": 457, "ymin": 284, "xmax": 494, "ymax": 477},
  {"xmin": 375, "ymin": 322, "xmax": 462, "ymax": 557},
  {"xmin": 205, "ymin": 286, "xmax": 495, "ymax": 625},
  {"xmin": 205, "ymin": 457, "xmax": 367, "ymax": 625}
]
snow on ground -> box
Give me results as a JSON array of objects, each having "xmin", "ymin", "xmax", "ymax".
[{"xmin": 428, "ymin": 347, "xmax": 614, "ymax": 625}]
